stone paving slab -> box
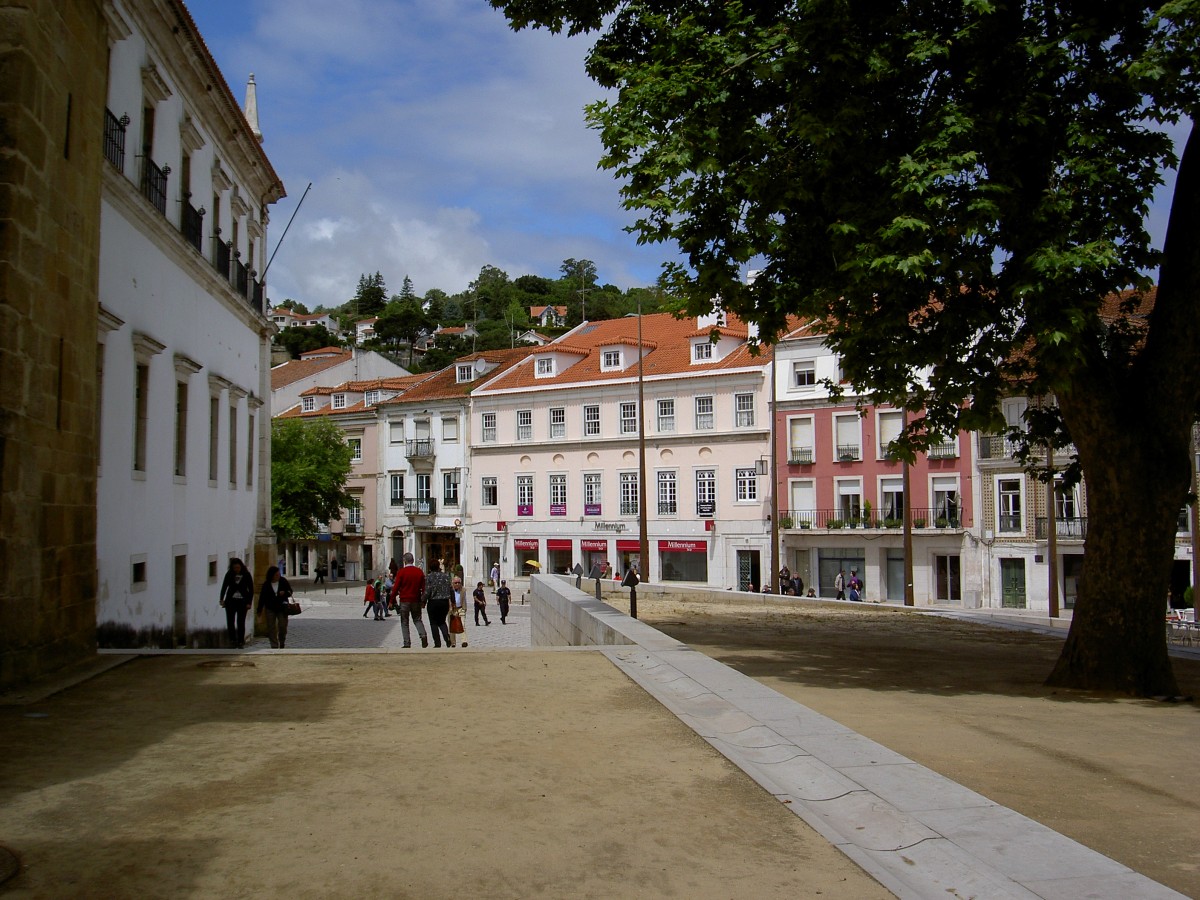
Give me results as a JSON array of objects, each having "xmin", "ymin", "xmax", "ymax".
[{"xmin": 602, "ymin": 643, "xmax": 1185, "ymax": 899}]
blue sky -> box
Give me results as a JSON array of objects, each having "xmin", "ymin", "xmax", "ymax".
[
  {"xmin": 187, "ymin": 0, "xmax": 674, "ymax": 309},
  {"xmin": 187, "ymin": 0, "xmax": 1184, "ymax": 311}
]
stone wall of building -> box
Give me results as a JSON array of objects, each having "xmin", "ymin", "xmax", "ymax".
[{"xmin": 0, "ymin": 0, "xmax": 107, "ymax": 687}]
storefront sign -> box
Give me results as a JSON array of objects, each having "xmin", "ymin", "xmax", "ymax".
[
  {"xmin": 594, "ymin": 521, "xmax": 626, "ymax": 532},
  {"xmin": 547, "ymin": 539, "xmax": 571, "ymax": 550},
  {"xmin": 496, "ymin": 521, "xmax": 507, "ymax": 531},
  {"xmin": 658, "ymin": 539, "xmax": 706, "ymax": 553},
  {"xmin": 549, "ymin": 504, "xmax": 567, "ymax": 516},
  {"xmin": 697, "ymin": 501, "xmax": 715, "ymax": 518},
  {"xmin": 580, "ymin": 539, "xmax": 607, "ymax": 551},
  {"xmin": 616, "ymin": 539, "xmax": 641, "ymax": 552},
  {"xmin": 584, "ymin": 503, "xmax": 602, "ymax": 516},
  {"xmin": 513, "ymin": 538, "xmax": 539, "ymax": 550},
  {"xmin": 517, "ymin": 504, "xmax": 533, "ymax": 517}
]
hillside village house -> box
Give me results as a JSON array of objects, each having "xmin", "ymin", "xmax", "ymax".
[
  {"xmin": 96, "ymin": 0, "xmax": 284, "ymax": 647},
  {"xmin": 530, "ymin": 305, "xmax": 568, "ymax": 328},
  {"xmin": 268, "ymin": 307, "xmax": 338, "ymax": 332},
  {"xmin": 270, "ymin": 346, "xmax": 410, "ymax": 416},
  {"xmin": 376, "ymin": 348, "xmax": 538, "ymax": 579},
  {"xmin": 469, "ymin": 313, "xmax": 774, "ymax": 589},
  {"xmin": 774, "ymin": 322, "xmax": 976, "ymax": 604}
]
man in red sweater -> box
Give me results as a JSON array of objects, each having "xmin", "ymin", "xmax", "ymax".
[{"xmin": 390, "ymin": 552, "xmax": 429, "ymax": 648}]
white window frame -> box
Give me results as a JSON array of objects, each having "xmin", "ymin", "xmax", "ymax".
[
  {"xmin": 481, "ymin": 412, "xmax": 496, "ymax": 443},
  {"xmin": 695, "ymin": 395, "xmax": 714, "ymax": 430},
  {"xmin": 442, "ymin": 417, "xmax": 458, "ymax": 442},
  {"xmin": 787, "ymin": 415, "xmax": 814, "ymax": 464},
  {"xmin": 657, "ymin": 470, "xmax": 677, "ymax": 515},
  {"xmin": 833, "ymin": 413, "xmax": 862, "ymax": 461},
  {"xmin": 996, "ymin": 474, "xmax": 1025, "ymax": 534},
  {"xmin": 347, "ymin": 437, "xmax": 362, "ymax": 462},
  {"xmin": 693, "ymin": 341, "xmax": 713, "ymax": 362},
  {"xmin": 878, "ymin": 475, "xmax": 904, "ymax": 521},
  {"xmin": 456, "ymin": 363, "xmax": 475, "ymax": 383},
  {"xmin": 517, "ymin": 409, "xmax": 532, "ymax": 442},
  {"xmin": 657, "ymin": 398, "xmax": 675, "ymax": 433},
  {"xmin": 302, "ymin": 396, "xmax": 315, "ymax": 413},
  {"xmin": 364, "ymin": 389, "xmax": 379, "ymax": 406},
  {"xmin": 390, "ymin": 473, "xmax": 405, "ymax": 506},
  {"xmin": 443, "ymin": 469, "xmax": 460, "ymax": 505},
  {"xmin": 481, "ymin": 476, "xmax": 498, "ymax": 507},
  {"xmin": 549, "ymin": 407, "xmax": 566, "ymax": 439},
  {"xmin": 619, "ymin": 472, "xmax": 639, "ymax": 516},
  {"xmin": 793, "ymin": 360, "xmax": 816, "ymax": 389},
  {"xmin": 877, "ymin": 409, "xmax": 904, "ymax": 459},
  {"xmin": 695, "ymin": 468, "xmax": 716, "ymax": 515},
  {"xmin": 549, "ymin": 473, "xmax": 567, "ymax": 506},
  {"xmin": 931, "ymin": 474, "xmax": 960, "ymax": 525},
  {"xmin": 517, "ymin": 474, "xmax": 534, "ymax": 508},
  {"xmin": 332, "ymin": 393, "xmax": 346, "ymax": 410},
  {"xmin": 836, "ymin": 477, "xmax": 863, "ymax": 520},
  {"xmin": 389, "ymin": 420, "xmax": 404, "ymax": 444},
  {"xmin": 536, "ymin": 356, "xmax": 555, "ymax": 377},
  {"xmin": 601, "ymin": 348, "xmax": 623, "ymax": 371},
  {"xmin": 347, "ymin": 498, "xmax": 363, "ymax": 527},
  {"xmin": 583, "ymin": 404, "xmax": 600, "ymax": 436},
  {"xmin": 620, "ymin": 402, "xmax": 638, "ymax": 435},
  {"xmin": 735, "ymin": 467, "xmax": 758, "ymax": 502},
  {"xmin": 734, "ymin": 393, "xmax": 755, "ymax": 428},
  {"xmin": 584, "ymin": 472, "xmax": 602, "ymax": 508}
]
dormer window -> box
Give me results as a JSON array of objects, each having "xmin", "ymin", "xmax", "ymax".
[
  {"xmin": 302, "ymin": 397, "xmax": 315, "ymax": 412},
  {"xmin": 456, "ymin": 364, "xmax": 475, "ymax": 383},
  {"xmin": 536, "ymin": 357, "xmax": 554, "ymax": 377},
  {"xmin": 364, "ymin": 390, "xmax": 379, "ymax": 406},
  {"xmin": 693, "ymin": 342, "xmax": 713, "ymax": 362},
  {"xmin": 332, "ymin": 393, "xmax": 346, "ymax": 410},
  {"xmin": 601, "ymin": 349, "xmax": 623, "ymax": 371}
]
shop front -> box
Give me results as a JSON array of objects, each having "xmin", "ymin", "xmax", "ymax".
[
  {"xmin": 581, "ymin": 539, "xmax": 609, "ymax": 578},
  {"xmin": 547, "ymin": 539, "xmax": 573, "ymax": 575},
  {"xmin": 513, "ymin": 538, "xmax": 539, "ymax": 574},
  {"xmin": 616, "ymin": 539, "xmax": 641, "ymax": 579},
  {"xmin": 659, "ymin": 539, "xmax": 708, "ymax": 583}
]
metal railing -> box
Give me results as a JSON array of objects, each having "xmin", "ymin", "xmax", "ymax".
[
  {"xmin": 215, "ymin": 239, "xmax": 231, "ymax": 279},
  {"xmin": 658, "ymin": 502, "xmax": 677, "ymax": 515},
  {"xmin": 978, "ymin": 434, "xmax": 1020, "ymax": 459},
  {"xmin": 140, "ymin": 157, "xmax": 169, "ymax": 215},
  {"xmin": 406, "ymin": 439, "xmax": 434, "ymax": 459},
  {"xmin": 1035, "ymin": 517, "xmax": 1088, "ymax": 539},
  {"xmin": 927, "ymin": 441, "xmax": 958, "ymax": 459},
  {"xmin": 620, "ymin": 501, "xmax": 639, "ymax": 515},
  {"xmin": 104, "ymin": 109, "xmax": 127, "ymax": 172},
  {"xmin": 778, "ymin": 503, "xmax": 964, "ymax": 530},
  {"xmin": 182, "ymin": 201, "xmax": 203, "ymax": 252},
  {"xmin": 403, "ymin": 498, "xmax": 436, "ymax": 516},
  {"xmin": 835, "ymin": 444, "xmax": 861, "ymax": 461},
  {"xmin": 251, "ymin": 279, "xmax": 264, "ymax": 314},
  {"xmin": 788, "ymin": 448, "xmax": 813, "ymax": 465},
  {"xmin": 234, "ymin": 259, "xmax": 249, "ymax": 297}
]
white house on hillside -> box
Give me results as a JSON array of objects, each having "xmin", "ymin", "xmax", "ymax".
[{"xmin": 270, "ymin": 347, "xmax": 410, "ymax": 416}]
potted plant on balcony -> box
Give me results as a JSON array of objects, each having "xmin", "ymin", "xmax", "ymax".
[
  {"xmin": 779, "ymin": 514, "xmax": 794, "ymax": 529},
  {"xmin": 882, "ymin": 517, "xmax": 901, "ymax": 528},
  {"xmin": 935, "ymin": 515, "xmax": 949, "ymax": 528},
  {"xmin": 913, "ymin": 517, "xmax": 927, "ymax": 528},
  {"xmin": 826, "ymin": 517, "xmax": 844, "ymax": 529},
  {"xmin": 862, "ymin": 500, "xmax": 873, "ymax": 528}
]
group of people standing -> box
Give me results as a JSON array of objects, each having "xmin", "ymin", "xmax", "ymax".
[
  {"xmin": 367, "ymin": 553, "xmax": 514, "ymax": 649},
  {"xmin": 217, "ymin": 558, "xmax": 296, "ymax": 649}
]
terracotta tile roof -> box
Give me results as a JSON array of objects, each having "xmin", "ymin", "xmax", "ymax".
[
  {"xmin": 379, "ymin": 347, "xmax": 542, "ymax": 405},
  {"xmin": 270, "ymin": 350, "xmax": 352, "ymax": 390},
  {"xmin": 299, "ymin": 346, "xmax": 347, "ymax": 358},
  {"xmin": 530, "ymin": 305, "xmax": 567, "ymax": 316},
  {"xmin": 479, "ymin": 313, "xmax": 772, "ymax": 393},
  {"xmin": 298, "ymin": 374, "xmax": 430, "ymax": 397}
]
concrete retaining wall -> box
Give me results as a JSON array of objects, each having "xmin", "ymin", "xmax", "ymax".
[{"xmin": 530, "ymin": 575, "xmax": 665, "ymax": 648}]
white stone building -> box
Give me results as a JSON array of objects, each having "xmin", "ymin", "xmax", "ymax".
[{"xmin": 95, "ymin": 0, "xmax": 284, "ymax": 647}]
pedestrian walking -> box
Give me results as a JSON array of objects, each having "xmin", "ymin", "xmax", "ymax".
[
  {"xmin": 449, "ymin": 576, "xmax": 468, "ymax": 647},
  {"xmin": 489, "ymin": 562, "xmax": 500, "ymax": 589},
  {"xmin": 258, "ymin": 565, "xmax": 293, "ymax": 649},
  {"xmin": 424, "ymin": 560, "xmax": 453, "ymax": 648},
  {"xmin": 835, "ymin": 569, "xmax": 846, "ymax": 602},
  {"xmin": 473, "ymin": 581, "xmax": 490, "ymax": 626},
  {"xmin": 314, "ymin": 561, "xmax": 326, "ymax": 585},
  {"xmin": 848, "ymin": 569, "xmax": 863, "ymax": 602},
  {"xmin": 390, "ymin": 552, "xmax": 429, "ymax": 648},
  {"xmin": 496, "ymin": 580, "xmax": 511, "ymax": 624},
  {"xmin": 218, "ymin": 558, "xmax": 254, "ymax": 648}
]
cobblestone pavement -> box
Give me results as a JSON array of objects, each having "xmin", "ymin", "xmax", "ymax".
[{"xmin": 251, "ymin": 583, "xmax": 533, "ymax": 651}]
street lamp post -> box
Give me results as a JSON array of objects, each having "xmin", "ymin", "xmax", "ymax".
[{"xmin": 635, "ymin": 293, "xmax": 648, "ymax": 619}]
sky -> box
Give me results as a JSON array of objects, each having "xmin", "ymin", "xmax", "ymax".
[
  {"xmin": 187, "ymin": 0, "xmax": 1186, "ymax": 312},
  {"xmin": 187, "ymin": 0, "xmax": 676, "ymax": 309}
]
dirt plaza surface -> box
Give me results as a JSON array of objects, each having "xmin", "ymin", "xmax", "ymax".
[
  {"xmin": 608, "ymin": 595, "xmax": 1200, "ymax": 898},
  {"xmin": 0, "ymin": 651, "xmax": 886, "ymax": 899}
]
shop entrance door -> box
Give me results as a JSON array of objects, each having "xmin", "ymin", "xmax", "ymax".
[{"xmin": 736, "ymin": 550, "xmax": 760, "ymax": 591}]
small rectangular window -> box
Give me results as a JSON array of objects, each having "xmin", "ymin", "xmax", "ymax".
[
  {"xmin": 517, "ymin": 474, "xmax": 534, "ymax": 511},
  {"xmin": 657, "ymin": 470, "xmax": 677, "ymax": 515},
  {"xmin": 695, "ymin": 469, "xmax": 716, "ymax": 516},
  {"xmin": 482, "ymin": 412, "xmax": 497, "ymax": 443},
  {"xmin": 517, "ymin": 409, "xmax": 532, "ymax": 442},
  {"xmin": 456, "ymin": 364, "xmax": 474, "ymax": 383},
  {"xmin": 734, "ymin": 393, "xmax": 755, "ymax": 428},
  {"xmin": 364, "ymin": 390, "xmax": 379, "ymax": 406},
  {"xmin": 736, "ymin": 467, "xmax": 758, "ymax": 501},
  {"xmin": 134, "ymin": 363, "xmax": 149, "ymax": 472},
  {"xmin": 389, "ymin": 420, "xmax": 405, "ymax": 443},
  {"xmin": 657, "ymin": 399, "xmax": 675, "ymax": 433},
  {"xmin": 793, "ymin": 360, "xmax": 815, "ymax": 387},
  {"xmin": 332, "ymin": 393, "xmax": 346, "ymax": 410},
  {"xmin": 602, "ymin": 349, "xmax": 622, "ymax": 369},
  {"xmin": 442, "ymin": 417, "xmax": 458, "ymax": 442},
  {"xmin": 584, "ymin": 405, "xmax": 600, "ymax": 436},
  {"xmin": 348, "ymin": 438, "xmax": 362, "ymax": 462},
  {"xmin": 549, "ymin": 407, "xmax": 566, "ymax": 439},
  {"xmin": 584, "ymin": 472, "xmax": 602, "ymax": 508},
  {"xmin": 390, "ymin": 473, "xmax": 405, "ymax": 505},
  {"xmin": 246, "ymin": 410, "xmax": 255, "ymax": 488},
  {"xmin": 695, "ymin": 396, "xmax": 714, "ymax": 430},
  {"xmin": 620, "ymin": 472, "xmax": 639, "ymax": 516},
  {"xmin": 481, "ymin": 476, "xmax": 498, "ymax": 506},
  {"xmin": 537, "ymin": 357, "xmax": 554, "ymax": 376},
  {"xmin": 302, "ymin": 396, "xmax": 315, "ymax": 412},
  {"xmin": 693, "ymin": 342, "xmax": 712, "ymax": 361},
  {"xmin": 229, "ymin": 404, "xmax": 238, "ymax": 485},
  {"xmin": 209, "ymin": 396, "xmax": 219, "ymax": 482},
  {"xmin": 443, "ymin": 470, "xmax": 460, "ymax": 504},
  {"xmin": 550, "ymin": 473, "xmax": 567, "ymax": 507},
  {"xmin": 174, "ymin": 381, "xmax": 188, "ymax": 477},
  {"xmin": 620, "ymin": 402, "xmax": 638, "ymax": 434}
]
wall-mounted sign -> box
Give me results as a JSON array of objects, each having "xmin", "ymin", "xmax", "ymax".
[
  {"xmin": 594, "ymin": 521, "xmax": 626, "ymax": 533},
  {"xmin": 549, "ymin": 504, "xmax": 567, "ymax": 516},
  {"xmin": 658, "ymin": 539, "xmax": 706, "ymax": 553},
  {"xmin": 517, "ymin": 504, "xmax": 533, "ymax": 517},
  {"xmin": 513, "ymin": 538, "xmax": 539, "ymax": 551},
  {"xmin": 697, "ymin": 501, "xmax": 715, "ymax": 518},
  {"xmin": 584, "ymin": 503, "xmax": 602, "ymax": 516}
]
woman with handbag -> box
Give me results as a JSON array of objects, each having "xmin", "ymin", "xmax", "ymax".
[
  {"xmin": 423, "ymin": 560, "xmax": 453, "ymax": 648},
  {"xmin": 259, "ymin": 565, "xmax": 293, "ymax": 649}
]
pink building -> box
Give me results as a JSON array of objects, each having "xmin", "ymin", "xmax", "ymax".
[{"xmin": 774, "ymin": 323, "xmax": 976, "ymax": 604}]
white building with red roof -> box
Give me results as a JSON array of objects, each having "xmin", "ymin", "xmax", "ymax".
[
  {"xmin": 469, "ymin": 312, "xmax": 775, "ymax": 589},
  {"xmin": 269, "ymin": 347, "xmax": 410, "ymax": 416}
]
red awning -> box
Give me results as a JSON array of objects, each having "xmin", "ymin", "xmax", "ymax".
[
  {"xmin": 512, "ymin": 539, "xmax": 538, "ymax": 551},
  {"xmin": 546, "ymin": 539, "xmax": 571, "ymax": 550},
  {"xmin": 658, "ymin": 539, "xmax": 706, "ymax": 553},
  {"xmin": 580, "ymin": 539, "xmax": 607, "ymax": 551},
  {"xmin": 616, "ymin": 540, "xmax": 641, "ymax": 551}
]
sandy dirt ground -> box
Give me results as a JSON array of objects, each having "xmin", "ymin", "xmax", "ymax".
[
  {"xmin": 606, "ymin": 595, "xmax": 1200, "ymax": 898},
  {"xmin": 0, "ymin": 651, "xmax": 887, "ymax": 900}
]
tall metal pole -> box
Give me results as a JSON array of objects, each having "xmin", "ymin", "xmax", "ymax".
[
  {"xmin": 903, "ymin": 405, "xmax": 914, "ymax": 606},
  {"xmin": 635, "ymin": 295, "xmax": 649, "ymax": 618},
  {"xmin": 1191, "ymin": 424, "xmax": 1199, "ymax": 602},
  {"xmin": 1047, "ymin": 440, "xmax": 1060, "ymax": 618},
  {"xmin": 770, "ymin": 351, "xmax": 779, "ymax": 592}
]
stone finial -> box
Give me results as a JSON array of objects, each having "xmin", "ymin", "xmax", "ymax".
[{"xmin": 244, "ymin": 73, "xmax": 263, "ymax": 142}]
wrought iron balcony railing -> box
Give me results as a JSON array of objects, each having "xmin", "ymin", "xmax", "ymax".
[
  {"xmin": 140, "ymin": 156, "xmax": 170, "ymax": 215},
  {"xmin": 104, "ymin": 109, "xmax": 127, "ymax": 172},
  {"xmin": 1035, "ymin": 517, "xmax": 1088, "ymax": 540},
  {"xmin": 403, "ymin": 498, "xmax": 436, "ymax": 516},
  {"xmin": 836, "ymin": 444, "xmax": 861, "ymax": 461},
  {"xmin": 927, "ymin": 441, "xmax": 958, "ymax": 459},
  {"xmin": 215, "ymin": 239, "xmax": 231, "ymax": 279},
  {"xmin": 788, "ymin": 448, "xmax": 813, "ymax": 465},
  {"xmin": 405, "ymin": 439, "xmax": 434, "ymax": 459},
  {"xmin": 182, "ymin": 201, "xmax": 203, "ymax": 253}
]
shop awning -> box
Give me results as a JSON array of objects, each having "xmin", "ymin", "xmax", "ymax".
[
  {"xmin": 546, "ymin": 539, "xmax": 571, "ymax": 550},
  {"xmin": 616, "ymin": 539, "xmax": 641, "ymax": 552},
  {"xmin": 658, "ymin": 539, "xmax": 706, "ymax": 553}
]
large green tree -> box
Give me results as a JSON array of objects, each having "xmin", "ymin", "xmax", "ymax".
[
  {"xmin": 373, "ymin": 298, "xmax": 432, "ymax": 367},
  {"xmin": 352, "ymin": 271, "xmax": 388, "ymax": 318},
  {"xmin": 493, "ymin": 0, "xmax": 1200, "ymax": 695},
  {"xmin": 271, "ymin": 418, "xmax": 354, "ymax": 539}
]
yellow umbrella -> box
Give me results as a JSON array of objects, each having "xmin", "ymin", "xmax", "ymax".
[{"xmin": 525, "ymin": 560, "xmax": 542, "ymax": 569}]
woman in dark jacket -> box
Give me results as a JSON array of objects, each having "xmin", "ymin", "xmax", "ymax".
[
  {"xmin": 219, "ymin": 558, "xmax": 254, "ymax": 649},
  {"xmin": 423, "ymin": 559, "xmax": 453, "ymax": 648},
  {"xmin": 258, "ymin": 565, "xmax": 293, "ymax": 649}
]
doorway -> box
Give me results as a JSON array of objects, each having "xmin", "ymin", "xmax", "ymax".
[
  {"xmin": 885, "ymin": 549, "xmax": 905, "ymax": 602},
  {"xmin": 736, "ymin": 549, "xmax": 760, "ymax": 591},
  {"xmin": 173, "ymin": 553, "xmax": 187, "ymax": 648},
  {"xmin": 1000, "ymin": 558, "xmax": 1026, "ymax": 608}
]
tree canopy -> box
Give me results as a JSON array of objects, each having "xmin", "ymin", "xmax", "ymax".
[
  {"xmin": 492, "ymin": 0, "xmax": 1200, "ymax": 695},
  {"xmin": 271, "ymin": 418, "xmax": 354, "ymax": 540}
]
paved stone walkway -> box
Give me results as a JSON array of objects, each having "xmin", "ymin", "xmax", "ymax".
[{"xmin": 252, "ymin": 585, "xmax": 533, "ymax": 652}]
